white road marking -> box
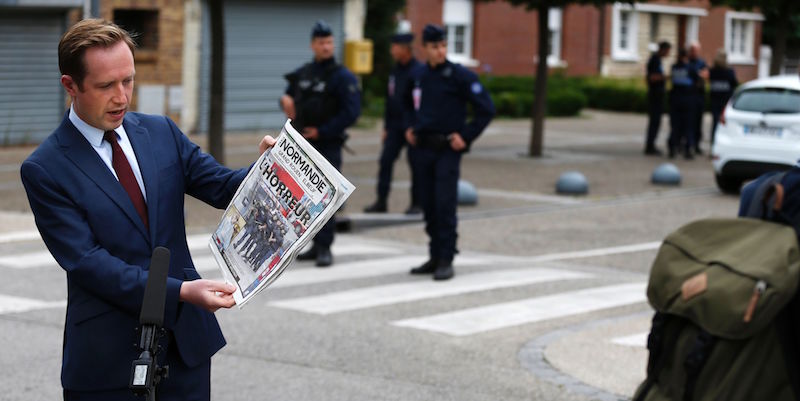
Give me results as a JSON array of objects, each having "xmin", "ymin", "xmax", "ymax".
[
  {"xmin": 610, "ymin": 332, "xmax": 649, "ymax": 348},
  {"xmin": 477, "ymin": 188, "xmax": 584, "ymax": 205},
  {"xmin": 0, "ymin": 294, "xmax": 66, "ymax": 315},
  {"xmin": 392, "ymin": 282, "xmax": 647, "ymax": 336},
  {"xmin": 0, "ymin": 230, "xmax": 41, "ymax": 244},
  {"xmin": 526, "ymin": 242, "xmax": 662, "ymax": 263},
  {"xmin": 269, "ymin": 268, "xmax": 592, "ymax": 314}
]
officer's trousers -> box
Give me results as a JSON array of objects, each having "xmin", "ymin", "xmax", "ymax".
[
  {"xmin": 376, "ymin": 128, "xmax": 417, "ymax": 205},
  {"xmin": 645, "ymin": 89, "xmax": 665, "ymax": 150},
  {"xmin": 312, "ymin": 142, "xmax": 342, "ymax": 249},
  {"xmin": 669, "ymin": 93, "xmax": 696, "ymax": 153},
  {"xmin": 710, "ymin": 97, "xmax": 727, "ymax": 145},
  {"xmin": 693, "ymin": 93, "xmax": 705, "ymax": 149},
  {"xmin": 409, "ymin": 146, "xmax": 461, "ymax": 263}
]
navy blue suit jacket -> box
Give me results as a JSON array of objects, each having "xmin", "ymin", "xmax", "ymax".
[{"xmin": 20, "ymin": 112, "xmax": 248, "ymax": 391}]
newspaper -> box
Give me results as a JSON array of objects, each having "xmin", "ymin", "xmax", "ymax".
[{"xmin": 208, "ymin": 120, "xmax": 355, "ymax": 307}]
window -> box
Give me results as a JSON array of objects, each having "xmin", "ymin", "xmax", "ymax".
[
  {"xmin": 611, "ymin": 3, "xmax": 638, "ymax": 61},
  {"xmin": 733, "ymin": 88, "xmax": 800, "ymax": 114},
  {"xmin": 685, "ymin": 16, "xmax": 699, "ymax": 45},
  {"xmin": 547, "ymin": 8, "xmax": 564, "ymax": 67},
  {"xmin": 725, "ymin": 12, "xmax": 764, "ymax": 65},
  {"xmin": 649, "ymin": 13, "xmax": 659, "ymax": 44},
  {"xmin": 443, "ymin": 0, "xmax": 477, "ymax": 66},
  {"xmin": 114, "ymin": 9, "xmax": 159, "ymax": 50}
]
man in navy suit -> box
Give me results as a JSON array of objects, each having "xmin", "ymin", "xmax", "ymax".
[{"xmin": 20, "ymin": 19, "xmax": 275, "ymax": 400}]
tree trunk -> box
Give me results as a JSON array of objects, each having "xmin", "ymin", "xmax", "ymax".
[
  {"xmin": 209, "ymin": 0, "xmax": 225, "ymax": 164},
  {"xmin": 769, "ymin": 2, "xmax": 790, "ymax": 76},
  {"xmin": 529, "ymin": 5, "xmax": 549, "ymax": 157}
]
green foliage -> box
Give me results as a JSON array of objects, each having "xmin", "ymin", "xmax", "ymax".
[{"xmin": 364, "ymin": 0, "xmax": 407, "ymax": 94}]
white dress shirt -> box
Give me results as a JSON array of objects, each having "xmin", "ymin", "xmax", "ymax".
[{"xmin": 68, "ymin": 106, "xmax": 147, "ymax": 200}]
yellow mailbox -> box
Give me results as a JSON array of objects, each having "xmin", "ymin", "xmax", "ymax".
[{"xmin": 344, "ymin": 39, "xmax": 373, "ymax": 75}]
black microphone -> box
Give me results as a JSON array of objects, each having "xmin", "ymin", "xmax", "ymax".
[
  {"xmin": 131, "ymin": 247, "xmax": 171, "ymax": 399},
  {"xmin": 140, "ymin": 247, "xmax": 170, "ymax": 326}
]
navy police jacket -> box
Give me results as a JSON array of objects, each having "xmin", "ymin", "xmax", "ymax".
[
  {"xmin": 408, "ymin": 59, "xmax": 495, "ymax": 148},
  {"xmin": 384, "ymin": 57, "xmax": 423, "ymax": 132}
]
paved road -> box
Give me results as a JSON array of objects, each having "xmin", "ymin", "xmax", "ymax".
[{"xmin": 0, "ymin": 111, "xmax": 740, "ymax": 400}]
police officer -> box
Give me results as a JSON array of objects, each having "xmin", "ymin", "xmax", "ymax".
[
  {"xmin": 280, "ymin": 20, "xmax": 361, "ymax": 267},
  {"xmin": 364, "ymin": 28, "xmax": 424, "ymax": 214},
  {"xmin": 688, "ymin": 42, "xmax": 709, "ymax": 154},
  {"xmin": 669, "ymin": 48, "xmax": 699, "ymax": 160},
  {"xmin": 708, "ymin": 48, "xmax": 738, "ymax": 145},
  {"xmin": 644, "ymin": 41, "xmax": 671, "ymax": 156},
  {"xmin": 405, "ymin": 24, "xmax": 495, "ymax": 281}
]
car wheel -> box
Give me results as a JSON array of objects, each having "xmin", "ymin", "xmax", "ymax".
[{"xmin": 715, "ymin": 174, "xmax": 743, "ymax": 195}]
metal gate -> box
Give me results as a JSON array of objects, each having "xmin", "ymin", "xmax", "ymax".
[{"xmin": 198, "ymin": 0, "xmax": 344, "ymax": 133}]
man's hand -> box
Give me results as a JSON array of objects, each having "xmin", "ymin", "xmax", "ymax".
[
  {"xmin": 302, "ymin": 127, "xmax": 320, "ymax": 141},
  {"xmin": 179, "ymin": 279, "xmax": 236, "ymax": 312},
  {"xmin": 280, "ymin": 95, "xmax": 296, "ymax": 119},
  {"xmin": 449, "ymin": 132, "xmax": 466, "ymax": 152},
  {"xmin": 259, "ymin": 135, "xmax": 277, "ymax": 155},
  {"xmin": 405, "ymin": 128, "xmax": 416, "ymax": 146},
  {"xmin": 699, "ymin": 68, "xmax": 710, "ymax": 80},
  {"xmin": 382, "ymin": 129, "xmax": 387, "ymax": 143}
]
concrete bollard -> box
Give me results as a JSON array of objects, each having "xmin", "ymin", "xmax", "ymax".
[
  {"xmin": 556, "ymin": 171, "xmax": 589, "ymax": 195},
  {"xmin": 458, "ymin": 179, "xmax": 478, "ymax": 205},
  {"xmin": 651, "ymin": 163, "xmax": 681, "ymax": 186}
]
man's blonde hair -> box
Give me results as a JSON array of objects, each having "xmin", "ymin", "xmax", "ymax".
[{"xmin": 58, "ymin": 19, "xmax": 136, "ymax": 89}]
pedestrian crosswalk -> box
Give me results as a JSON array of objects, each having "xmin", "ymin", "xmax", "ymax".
[{"xmin": 0, "ymin": 232, "xmax": 651, "ymax": 343}]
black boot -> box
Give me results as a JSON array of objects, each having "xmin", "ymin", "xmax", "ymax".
[
  {"xmin": 404, "ymin": 204, "xmax": 422, "ymax": 215},
  {"xmin": 363, "ymin": 199, "xmax": 387, "ymax": 213},
  {"xmin": 433, "ymin": 260, "xmax": 454, "ymax": 281},
  {"xmin": 297, "ymin": 245, "xmax": 318, "ymax": 261},
  {"xmin": 410, "ymin": 259, "xmax": 437, "ymax": 275},
  {"xmin": 315, "ymin": 247, "xmax": 333, "ymax": 267}
]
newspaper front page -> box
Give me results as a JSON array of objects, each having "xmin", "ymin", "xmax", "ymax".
[{"xmin": 208, "ymin": 120, "xmax": 354, "ymax": 306}]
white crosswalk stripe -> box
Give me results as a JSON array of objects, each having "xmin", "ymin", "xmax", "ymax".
[
  {"xmin": 610, "ymin": 332, "xmax": 649, "ymax": 348},
  {"xmin": 0, "ymin": 294, "xmax": 66, "ymax": 315},
  {"xmin": 392, "ymin": 282, "xmax": 647, "ymax": 336},
  {"xmin": 269, "ymin": 267, "xmax": 593, "ymax": 314}
]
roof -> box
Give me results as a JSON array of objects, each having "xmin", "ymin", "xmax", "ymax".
[{"xmin": 739, "ymin": 75, "xmax": 800, "ymax": 91}]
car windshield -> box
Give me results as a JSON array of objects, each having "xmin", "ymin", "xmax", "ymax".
[{"xmin": 732, "ymin": 87, "xmax": 800, "ymax": 114}]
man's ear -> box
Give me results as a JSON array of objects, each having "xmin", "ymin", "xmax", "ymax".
[{"xmin": 61, "ymin": 75, "xmax": 78, "ymax": 97}]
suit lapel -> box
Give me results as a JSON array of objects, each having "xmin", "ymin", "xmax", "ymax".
[
  {"xmin": 124, "ymin": 115, "xmax": 159, "ymax": 242},
  {"xmin": 57, "ymin": 115, "xmax": 151, "ymax": 244}
]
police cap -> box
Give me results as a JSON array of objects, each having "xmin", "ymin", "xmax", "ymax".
[
  {"xmin": 391, "ymin": 33, "xmax": 414, "ymax": 44},
  {"xmin": 311, "ymin": 20, "xmax": 333, "ymax": 39},
  {"xmin": 422, "ymin": 24, "xmax": 446, "ymax": 43}
]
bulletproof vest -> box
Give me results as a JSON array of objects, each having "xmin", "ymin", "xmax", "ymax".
[{"xmin": 286, "ymin": 61, "xmax": 340, "ymax": 132}]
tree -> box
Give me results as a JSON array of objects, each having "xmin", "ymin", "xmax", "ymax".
[
  {"xmin": 208, "ymin": 0, "xmax": 225, "ymax": 164},
  {"xmin": 711, "ymin": 0, "xmax": 799, "ymax": 76},
  {"xmin": 485, "ymin": 0, "xmax": 623, "ymax": 157}
]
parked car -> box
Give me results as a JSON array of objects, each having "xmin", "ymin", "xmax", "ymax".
[{"xmin": 711, "ymin": 75, "xmax": 800, "ymax": 194}]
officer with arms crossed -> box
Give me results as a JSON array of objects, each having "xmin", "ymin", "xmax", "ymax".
[
  {"xmin": 280, "ymin": 20, "xmax": 361, "ymax": 267},
  {"xmin": 405, "ymin": 24, "xmax": 495, "ymax": 281},
  {"xmin": 364, "ymin": 25, "xmax": 423, "ymax": 215}
]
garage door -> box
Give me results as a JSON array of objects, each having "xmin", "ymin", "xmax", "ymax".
[
  {"xmin": 0, "ymin": 12, "xmax": 65, "ymax": 144},
  {"xmin": 198, "ymin": 0, "xmax": 344, "ymax": 133}
]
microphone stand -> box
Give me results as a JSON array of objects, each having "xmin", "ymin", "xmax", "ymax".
[{"xmin": 130, "ymin": 247, "xmax": 171, "ymax": 400}]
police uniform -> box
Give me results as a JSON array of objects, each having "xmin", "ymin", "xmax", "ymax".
[
  {"xmin": 645, "ymin": 50, "xmax": 666, "ymax": 155},
  {"xmin": 407, "ymin": 25, "xmax": 495, "ymax": 280},
  {"xmin": 688, "ymin": 55, "xmax": 707, "ymax": 153},
  {"xmin": 709, "ymin": 65, "xmax": 738, "ymax": 144},
  {"xmin": 364, "ymin": 32, "xmax": 424, "ymax": 214},
  {"xmin": 284, "ymin": 21, "xmax": 361, "ymax": 266},
  {"xmin": 669, "ymin": 55, "xmax": 699, "ymax": 159}
]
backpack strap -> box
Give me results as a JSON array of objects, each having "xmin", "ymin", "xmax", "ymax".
[
  {"xmin": 634, "ymin": 313, "xmax": 681, "ymax": 401},
  {"xmin": 682, "ymin": 330, "xmax": 717, "ymax": 401}
]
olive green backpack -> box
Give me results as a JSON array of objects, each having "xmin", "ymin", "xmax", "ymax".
[{"xmin": 634, "ymin": 172, "xmax": 800, "ymax": 401}]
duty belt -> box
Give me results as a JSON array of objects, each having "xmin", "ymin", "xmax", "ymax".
[{"xmin": 415, "ymin": 134, "xmax": 449, "ymax": 151}]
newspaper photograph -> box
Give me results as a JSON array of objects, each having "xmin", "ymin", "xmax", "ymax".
[{"xmin": 208, "ymin": 119, "xmax": 354, "ymax": 306}]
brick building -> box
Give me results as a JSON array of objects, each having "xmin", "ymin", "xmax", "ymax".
[{"xmin": 404, "ymin": 0, "xmax": 764, "ymax": 81}]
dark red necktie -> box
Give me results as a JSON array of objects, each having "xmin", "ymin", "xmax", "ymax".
[{"xmin": 104, "ymin": 130, "xmax": 149, "ymax": 229}]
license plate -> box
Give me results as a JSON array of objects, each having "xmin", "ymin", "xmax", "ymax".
[{"xmin": 743, "ymin": 125, "xmax": 783, "ymax": 138}]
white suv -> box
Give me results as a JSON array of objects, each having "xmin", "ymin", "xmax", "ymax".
[{"xmin": 711, "ymin": 75, "xmax": 800, "ymax": 194}]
